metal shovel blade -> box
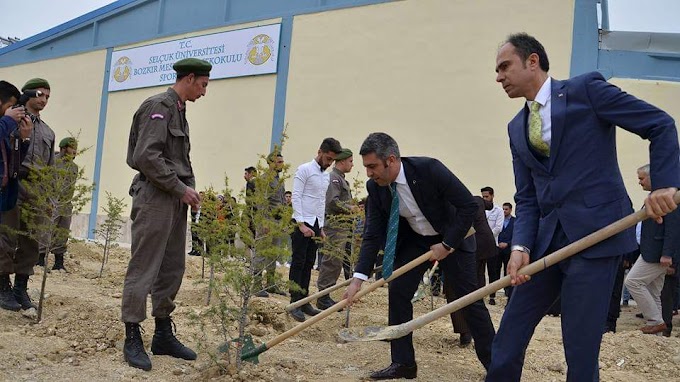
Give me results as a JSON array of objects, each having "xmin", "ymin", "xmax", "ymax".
[
  {"xmin": 220, "ymin": 334, "xmax": 261, "ymax": 364},
  {"xmin": 338, "ymin": 325, "xmax": 405, "ymax": 342}
]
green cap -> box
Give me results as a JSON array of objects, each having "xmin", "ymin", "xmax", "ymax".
[
  {"xmin": 173, "ymin": 58, "xmax": 212, "ymax": 76},
  {"xmin": 59, "ymin": 137, "xmax": 77, "ymax": 149},
  {"xmin": 21, "ymin": 78, "xmax": 50, "ymax": 92},
  {"xmin": 335, "ymin": 148, "xmax": 353, "ymax": 161}
]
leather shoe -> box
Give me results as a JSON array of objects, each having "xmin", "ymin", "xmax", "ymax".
[
  {"xmin": 369, "ymin": 362, "xmax": 417, "ymax": 380},
  {"xmin": 640, "ymin": 322, "xmax": 667, "ymax": 334},
  {"xmin": 636, "ymin": 313, "xmax": 644, "ymax": 319},
  {"xmin": 254, "ymin": 290, "xmax": 269, "ymax": 298},
  {"xmin": 289, "ymin": 308, "xmax": 306, "ymax": 322},
  {"xmin": 300, "ymin": 303, "xmax": 321, "ymax": 316},
  {"xmin": 316, "ymin": 295, "xmax": 339, "ymax": 311}
]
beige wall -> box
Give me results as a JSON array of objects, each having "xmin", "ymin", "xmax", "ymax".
[
  {"xmin": 284, "ymin": 0, "xmax": 575, "ymax": 206},
  {"xmin": 612, "ymin": 79, "xmax": 680, "ymax": 209}
]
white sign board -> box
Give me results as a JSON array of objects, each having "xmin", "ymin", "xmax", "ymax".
[{"xmin": 108, "ymin": 24, "xmax": 280, "ymax": 91}]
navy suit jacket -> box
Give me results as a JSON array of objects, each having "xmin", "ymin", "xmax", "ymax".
[
  {"xmin": 640, "ymin": 208, "xmax": 680, "ymax": 264},
  {"xmin": 498, "ymin": 216, "xmax": 515, "ymax": 257},
  {"xmin": 509, "ymin": 72, "xmax": 680, "ymax": 260},
  {"xmin": 355, "ymin": 157, "xmax": 477, "ymax": 276}
]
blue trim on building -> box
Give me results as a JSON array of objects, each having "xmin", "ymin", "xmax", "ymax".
[
  {"xmin": 570, "ymin": 0, "xmax": 600, "ymax": 77},
  {"xmin": 88, "ymin": 47, "xmax": 114, "ymax": 239},
  {"xmin": 270, "ymin": 16, "xmax": 293, "ymax": 151},
  {"xmin": 571, "ymin": 0, "xmax": 680, "ymax": 82},
  {"xmin": 0, "ymin": 0, "xmax": 395, "ymax": 67},
  {"xmin": 598, "ymin": 50, "xmax": 680, "ymax": 81}
]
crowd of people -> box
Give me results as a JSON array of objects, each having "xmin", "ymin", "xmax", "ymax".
[{"xmin": 2, "ymin": 31, "xmax": 679, "ymax": 382}]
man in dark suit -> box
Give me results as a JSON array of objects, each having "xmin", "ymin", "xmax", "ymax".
[
  {"xmin": 344, "ymin": 132, "xmax": 495, "ymax": 380},
  {"xmin": 624, "ymin": 164, "xmax": 680, "ymax": 335},
  {"xmin": 497, "ymin": 202, "xmax": 515, "ymax": 299},
  {"xmin": 487, "ymin": 33, "xmax": 680, "ymax": 382}
]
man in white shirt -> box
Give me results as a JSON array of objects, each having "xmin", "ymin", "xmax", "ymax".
[
  {"xmin": 482, "ymin": 186, "xmax": 504, "ymax": 305},
  {"xmin": 288, "ymin": 137, "xmax": 342, "ymax": 322}
]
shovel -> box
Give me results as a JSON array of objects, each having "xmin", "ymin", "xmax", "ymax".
[
  {"xmin": 338, "ymin": 202, "xmax": 667, "ymax": 343},
  {"xmin": 240, "ymin": 227, "xmax": 475, "ymax": 361}
]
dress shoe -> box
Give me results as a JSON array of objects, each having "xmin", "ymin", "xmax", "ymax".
[
  {"xmin": 369, "ymin": 362, "xmax": 417, "ymax": 380},
  {"xmin": 640, "ymin": 322, "xmax": 667, "ymax": 335},
  {"xmin": 459, "ymin": 332, "xmax": 472, "ymax": 347},
  {"xmin": 636, "ymin": 313, "xmax": 644, "ymax": 319},
  {"xmin": 254, "ymin": 290, "xmax": 270, "ymax": 298},
  {"xmin": 489, "ymin": 298, "xmax": 496, "ymax": 306},
  {"xmin": 267, "ymin": 285, "xmax": 287, "ymax": 296},
  {"xmin": 316, "ymin": 295, "xmax": 338, "ymax": 311},
  {"xmin": 300, "ymin": 303, "xmax": 321, "ymax": 316},
  {"xmin": 289, "ymin": 308, "xmax": 306, "ymax": 322}
]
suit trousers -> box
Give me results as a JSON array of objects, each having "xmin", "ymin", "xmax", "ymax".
[
  {"xmin": 289, "ymin": 220, "xmax": 320, "ymax": 302},
  {"xmin": 121, "ymin": 180, "xmax": 188, "ymax": 323},
  {"xmin": 487, "ymin": 252, "xmax": 502, "ymax": 298},
  {"xmin": 389, "ymin": 225, "xmax": 494, "ymax": 369},
  {"xmin": 442, "ymin": 275, "xmax": 471, "ymax": 334},
  {"xmin": 486, "ymin": 224, "xmax": 620, "ymax": 382},
  {"xmin": 661, "ymin": 274, "xmax": 678, "ymax": 334}
]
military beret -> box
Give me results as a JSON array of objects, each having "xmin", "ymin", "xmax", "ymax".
[
  {"xmin": 335, "ymin": 148, "xmax": 353, "ymax": 161},
  {"xmin": 59, "ymin": 137, "xmax": 77, "ymax": 149},
  {"xmin": 21, "ymin": 78, "xmax": 50, "ymax": 92},
  {"xmin": 173, "ymin": 58, "xmax": 212, "ymax": 76}
]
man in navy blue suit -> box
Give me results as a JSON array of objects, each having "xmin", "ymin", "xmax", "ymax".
[
  {"xmin": 487, "ymin": 33, "xmax": 680, "ymax": 381},
  {"xmin": 344, "ymin": 132, "xmax": 495, "ymax": 380}
]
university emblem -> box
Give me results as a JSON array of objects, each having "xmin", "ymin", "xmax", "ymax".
[{"xmin": 246, "ymin": 34, "xmax": 275, "ymax": 65}]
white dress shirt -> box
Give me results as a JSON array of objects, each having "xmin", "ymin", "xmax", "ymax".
[
  {"xmin": 486, "ymin": 205, "xmax": 504, "ymax": 245},
  {"xmin": 354, "ymin": 162, "xmax": 437, "ymax": 281},
  {"xmin": 526, "ymin": 77, "xmax": 552, "ymax": 146},
  {"xmin": 394, "ymin": 162, "xmax": 438, "ymax": 236},
  {"xmin": 292, "ymin": 159, "xmax": 329, "ymax": 227}
]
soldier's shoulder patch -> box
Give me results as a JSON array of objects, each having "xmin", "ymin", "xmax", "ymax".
[{"xmin": 150, "ymin": 113, "xmax": 165, "ymax": 120}]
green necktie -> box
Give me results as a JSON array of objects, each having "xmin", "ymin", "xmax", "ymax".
[
  {"xmin": 529, "ymin": 101, "xmax": 550, "ymax": 156},
  {"xmin": 382, "ymin": 183, "xmax": 399, "ymax": 279}
]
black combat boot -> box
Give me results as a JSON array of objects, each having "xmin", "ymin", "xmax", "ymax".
[
  {"xmin": 151, "ymin": 317, "xmax": 197, "ymax": 360},
  {"xmin": 12, "ymin": 274, "xmax": 37, "ymax": 310},
  {"xmin": 52, "ymin": 254, "xmax": 67, "ymax": 272},
  {"xmin": 0, "ymin": 274, "xmax": 21, "ymax": 311},
  {"xmin": 124, "ymin": 322, "xmax": 152, "ymax": 371}
]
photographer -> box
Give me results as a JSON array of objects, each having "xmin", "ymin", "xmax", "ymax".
[
  {"xmin": 0, "ymin": 78, "xmax": 54, "ymax": 313},
  {"xmin": 0, "ymin": 81, "xmax": 36, "ymax": 212}
]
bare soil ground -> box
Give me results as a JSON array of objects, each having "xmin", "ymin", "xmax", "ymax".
[{"xmin": 1, "ymin": 242, "xmax": 679, "ymax": 381}]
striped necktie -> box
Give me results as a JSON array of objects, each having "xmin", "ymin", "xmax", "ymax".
[
  {"xmin": 382, "ymin": 182, "xmax": 399, "ymax": 279},
  {"xmin": 528, "ymin": 101, "xmax": 550, "ymax": 156}
]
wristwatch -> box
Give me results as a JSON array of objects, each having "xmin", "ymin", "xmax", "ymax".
[
  {"xmin": 441, "ymin": 241, "xmax": 454, "ymax": 253},
  {"xmin": 511, "ymin": 245, "xmax": 530, "ymax": 255}
]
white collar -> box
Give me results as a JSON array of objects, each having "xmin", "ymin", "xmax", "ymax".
[
  {"xmin": 394, "ymin": 162, "xmax": 407, "ymax": 185},
  {"xmin": 526, "ymin": 77, "xmax": 551, "ymax": 108}
]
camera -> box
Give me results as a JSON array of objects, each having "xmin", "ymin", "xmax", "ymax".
[{"xmin": 13, "ymin": 89, "xmax": 43, "ymax": 109}]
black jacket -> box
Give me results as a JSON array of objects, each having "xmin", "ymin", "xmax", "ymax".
[{"xmin": 355, "ymin": 157, "xmax": 477, "ymax": 276}]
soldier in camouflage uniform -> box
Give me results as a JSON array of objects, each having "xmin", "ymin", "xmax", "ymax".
[{"xmin": 121, "ymin": 58, "xmax": 210, "ymax": 371}]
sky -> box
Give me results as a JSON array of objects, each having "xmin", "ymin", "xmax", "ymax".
[
  {"xmin": 0, "ymin": 0, "xmax": 117, "ymax": 39},
  {"xmin": 1, "ymin": 0, "xmax": 679, "ymax": 40}
]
